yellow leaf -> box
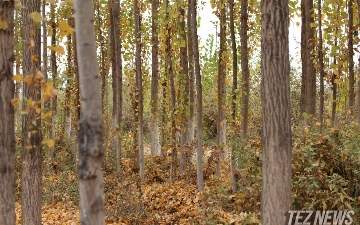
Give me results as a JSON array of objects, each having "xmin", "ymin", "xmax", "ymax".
[
  {"xmin": 296, "ymin": 22, "xmax": 300, "ymax": 27},
  {"xmin": 49, "ymin": 175, "xmax": 54, "ymax": 181},
  {"xmin": 32, "ymin": 54, "xmax": 39, "ymax": 62},
  {"xmin": 29, "ymin": 12, "xmax": 42, "ymax": 23},
  {"xmin": 12, "ymin": 74, "xmax": 22, "ymax": 82},
  {"xmin": 58, "ymin": 20, "xmax": 73, "ymax": 36},
  {"xmin": 41, "ymin": 111, "xmax": 53, "ymax": 120},
  {"xmin": 23, "ymin": 76, "xmax": 33, "ymax": 85},
  {"xmin": 48, "ymin": 45, "xmax": 65, "ymax": 55},
  {"xmin": 310, "ymin": 23, "xmax": 316, "ymax": 28},
  {"xmin": 35, "ymin": 107, "xmax": 41, "ymax": 114},
  {"xmin": 46, "ymin": 0, "xmax": 56, "ymax": 3},
  {"xmin": 255, "ymin": 62, "xmax": 260, "ymax": 68},
  {"xmin": 315, "ymin": 122, "xmax": 321, "ymax": 126},
  {"xmin": 11, "ymin": 98, "xmax": 20, "ymax": 107},
  {"xmin": 42, "ymin": 139, "xmax": 55, "ymax": 148}
]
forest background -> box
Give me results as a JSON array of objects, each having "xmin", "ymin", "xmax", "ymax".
[{"xmin": 1, "ymin": 0, "xmax": 360, "ymax": 224}]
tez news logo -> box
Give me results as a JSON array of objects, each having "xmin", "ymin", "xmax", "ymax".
[{"xmin": 285, "ymin": 210, "xmax": 355, "ymax": 225}]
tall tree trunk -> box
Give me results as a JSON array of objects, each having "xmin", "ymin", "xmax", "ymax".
[
  {"xmin": 318, "ymin": 0, "xmax": 324, "ymax": 131},
  {"xmin": 109, "ymin": 0, "xmax": 122, "ymax": 172},
  {"xmin": 64, "ymin": 24, "xmax": 72, "ymax": 138},
  {"xmin": 166, "ymin": 0, "xmax": 177, "ymax": 183},
  {"xmin": 42, "ymin": 0, "xmax": 50, "ymax": 138},
  {"xmin": 134, "ymin": 0, "xmax": 144, "ymax": 181},
  {"xmin": 356, "ymin": 0, "xmax": 360, "ymax": 123},
  {"xmin": 229, "ymin": 0, "xmax": 238, "ymax": 193},
  {"xmin": 188, "ymin": 0, "xmax": 195, "ymax": 141},
  {"xmin": 74, "ymin": 0, "xmax": 105, "ymax": 224},
  {"xmin": 190, "ymin": 0, "xmax": 204, "ymax": 192},
  {"xmin": 331, "ymin": 27, "xmax": 338, "ymax": 127},
  {"xmin": 50, "ymin": 3, "xmax": 57, "ymax": 163},
  {"xmin": 260, "ymin": 0, "xmax": 292, "ymax": 224},
  {"xmin": 216, "ymin": 0, "xmax": 227, "ymax": 176},
  {"xmin": 151, "ymin": 0, "xmax": 160, "ymax": 155},
  {"xmin": 240, "ymin": 0, "xmax": 249, "ymax": 142},
  {"xmin": 300, "ymin": 0, "xmax": 316, "ymax": 121},
  {"xmin": 0, "ymin": 1, "xmax": 16, "ymax": 224},
  {"xmin": 178, "ymin": 0, "xmax": 189, "ymax": 173},
  {"xmin": 348, "ymin": 0, "xmax": 354, "ymax": 110},
  {"xmin": 97, "ymin": 0, "xmax": 108, "ymax": 112},
  {"xmin": 21, "ymin": 0, "xmax": 43, "ymax": 224}
]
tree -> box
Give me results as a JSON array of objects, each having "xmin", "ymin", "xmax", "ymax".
[
  {"xmin": 109, "ymin": 0, "xmax": 123, "ymax": 172},
  {"xmin": 260, "ymin": 0, "xmax": 292, "ymax": 223},
  {"xmin": 240, "ymin": 0, "xmax": 249, "ymax": 141},
  {"xmin": 0, "ymin": 1, "xmax": 16, "ymax": 224},
  {"xmin": 151, "ymin": 0, "xmax": 160, "ymax": 155},
  {"xmin": 318, "ymin": 0, "xmax": 324, "ymax": 130},
  {"xmin": 300, "ymin": 0, "xmax": 316, "ymax": 120},
  {"xmin": 356, "ymin": 0, "xmax": 360, "ymax": 123},
  {"xmin": 228, "ymin": 0, "xmax": 238, "ymax": 192},
  {"xmin": 190, "ymin": 0, "xmax": 204, "ymax": 192},
  {"xmin": 188, "ymin": 0, "xmax": 195, "ymax": 142},
  {"xmin": 216, "ymin": 0, "xmax": 227, "ymax": 176},
  {"xmin": 74, "ymin": 0, "xmax": 105, "ymax": 223},
  {"xmin": 21, "ymin": 0, "xmax": 43, "ymax": 223},
  {"xmin": 134, "ymin": 0, "xmax": 144, "ymax": 181},
  {"xmin": 348, "ymin": 0, "xmax": 354, "ymax": 110}
]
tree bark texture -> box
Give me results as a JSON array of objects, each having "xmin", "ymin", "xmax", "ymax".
[
  {"xmin": 151, "ymin": 0, "xmax": 160, "ymax": 156},
  {"xmin": 109, "ymin": 0, "xmax": 123, "ymax": 172},
  {"xmin": 190, "ymin": 0, "xmax": 204, "ymax": 192},
  {"xmin": 188, "ymin": 0, "xmax": 195, "ymax": 141},
  {"xmin": 260, "ymin": 0, "xmax": 292, "ymax": 224},
  {"xmin": 134, "ymin": 0, "xmax": 144, "ymax": 181},
  {"xmin": 348, "ymin": 0, "xmax": 354, "ymax": 109},
  {"xmin": 74, "ymin": 0, "xmax": 105, "ymax": 224},
  {"xmin": 21, "ymin": 0, "xmax": 43, "ymax": 224},
  {"xmin": 216, "ymin": 0, "xmax": 227, "ymax": 176},
  {"xmin": 0, "ymin": 1, "xmax": 16, "ymax": 224}
]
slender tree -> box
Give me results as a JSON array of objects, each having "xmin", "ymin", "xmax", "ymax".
[
  {"xmin": 261, "ymin": 0, "xmax": 292, "ymax": 223},
  {"xmin": 151, "ymin": 0, "xmax": 160, "ymax": 155},
  {"xmin": 240, "ymin": 0, "xmax": 249, "ymax": 141},
  {"xmin": 318, "ymin": 0, "xmax": 324, "ymax": 130},
  {"xmin": 216, "ymin": 0, "xmax": 227, "ymax": 175},
  {"xmin": 188, "ymin": 0, "xmax": 195, "ymax": 141},
  {"xmin": 21, "ymin": 0, "xmax": 43, "ymax": 223},
  {"xmin": 356, "ymin": 0, "xmax": 360, "ymax": 123},
  {"xmin": 229, "ymin": 0, "xmax": 238, "ymax": 192},
  {"xmin": 348, "ymin": 0, "xmax": 354, "ymax": 110},
  {"xmin": 74, "ymin": 0, "xmax": 105, "ymax": 223},
  {"xmin": 178, "ymin": 0, "xmax": 190, "ymax": 173},
  {"xmin": 134, "ymin": 0, "xmax": 144, "ymax": 180},
  {"xmin": 109, "ymin": 0, "xmax": 123, "ymax": 172},
  {"xmin": 190, "ymin": 0, "xmax": 204, "ymax": 191},
  {"xmin": 300, "ymin": 0, "xmax": 316, "ymax": 120},
  {"xmin": 331, "ymin": 26, "xmax": 339, "ymax": 127},
  {"xmin": 0, "ymin": 1, "xmax": 16, "ymax": 224}
]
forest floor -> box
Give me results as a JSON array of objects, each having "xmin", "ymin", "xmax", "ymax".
[{"xmin": 14, "ymin": 144, "xmax": 261, "ymax": 225}]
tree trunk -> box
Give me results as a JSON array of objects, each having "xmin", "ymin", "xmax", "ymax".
[
  {"xmin": 151, "ymin": 0, "xmax": 160, "ymax": 155},
  {"xmin": 318, "ymin": 0, "xmax": 324, "ymax": 131},
  {"xmin": 348, "ymin": 0, "xmax": 354, "ymax": 110},
  {"xmin": 0, "ymin": 1, "xmax": 16, "ymax": 224},
  {"xmin": 21, "ymin": 0, "xmax": 43, "ymax": 224},
  {"xmin": 260, "ymin": 0, "xmax": 292, "ymax": 224},
  {"xmin": 216, "ymin": 0, "xmax": 227, "ymax": 176},
  {"xmin": 188, "ymin": 0, "xmax": 195, "ymax": 142},
  {"xmin": 178, "ymin": 0, "xmax": 189, "ymax": 173},
  {"xmin": 300, "ymin": 0, "xmax": 316, "ymax": 120},
  {"xmin": 109, "ymin": 0, "xmax": 122, "ymax": 172},
  {"xmin": 166, "ymin": 0, "xmax": 177, "ymax": 183},
  {"xmin": 240, "ymin": 0, "xmax": 249, "ymax": 142},
  {"xmin": 134, "ymin": 0, "xmax": 144, "ymax": 181},
  {"xmin": 74, "ymin": 0, "xmax": 105, "ymax": 224},
  {"xmin": 331, "ymin": 27, "xmax": 338, "ymax": 128},
  {"xmin": 356, "ymin": 0, "xmax": 360, "ymax": 123},
  {"xmin": 50, "ymin": 3, "xmax": 57, "ymax": 163},
  {"xmin": 190, "ymin": 0, "xmax": 204, "ymax": 192},
  {"xmin": 228, "ymin": 0, "xmax": 238, "ymax": 193}
]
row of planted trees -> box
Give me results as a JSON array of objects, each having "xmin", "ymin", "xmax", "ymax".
[{"xmin": 1, "ymin": 0, "xmax": 360, "ymax": 224}]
